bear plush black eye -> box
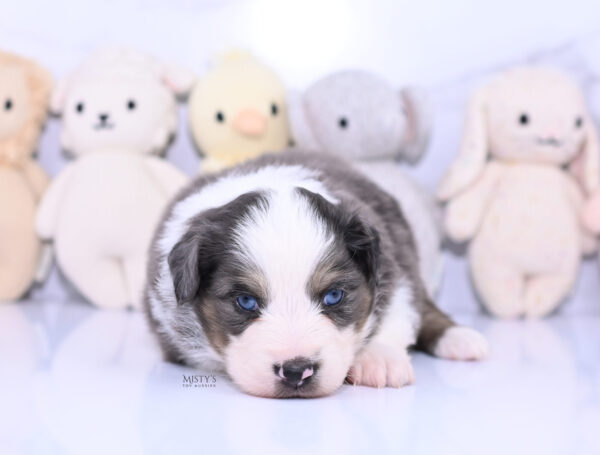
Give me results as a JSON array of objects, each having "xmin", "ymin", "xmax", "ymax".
[
  {"xmin": 127, "ymin": 99, "xmax": 136, "ymax": 111},
  {"xmin": 215, "ymin": 111, "xmax": 225, "ymax": 123},
  {"xmin": 4, "ymin": 98, "xmax": 13, "ymax": 111},
  {"xmin": 75, "ymin": 102, "xmax": 84, "ymax": 114},
  {"xmin": 338, "ymin": 117, "xmax": 349, "ymax": 129},
  {"xmin": 575, "ymin": 117, "xmax": 584, "ymax": 129},
  {"xmin": 518, "ymin": 113, "xmax": 529, "ymax": 125},
  {"xmin": 271, "ymin": 103, "xmax": 278, "ymax": 116}
]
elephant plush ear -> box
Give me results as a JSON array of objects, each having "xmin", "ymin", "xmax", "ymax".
[
  {"xmin": 287, "ymin": 89, "xmax": 320, "ymax": 150},
  {"xmin": 399, "ymin": 86, "xmax": 432, "ymax": 163}
]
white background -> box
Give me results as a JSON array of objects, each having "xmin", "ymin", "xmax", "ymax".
[{"xmin": 2, "ymin": 0, "xmax": 600, "ymax": 314}]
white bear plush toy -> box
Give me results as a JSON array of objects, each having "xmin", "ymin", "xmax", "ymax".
[
  {"xmin": 36, "ymin": 49, "xmax": 193, "ymax": 309},
  {"xmin": 289, "ymin": 71, "xmax": 443, "ymax": 296}
]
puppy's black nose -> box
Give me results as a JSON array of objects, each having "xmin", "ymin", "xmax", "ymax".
[
  {"xmin": 99, "ymin": 113, "xmax": 109, "ymax": 122},
  {"xmin": 274, "ymin": 357, "xmax": 318, "ymax": 388}
]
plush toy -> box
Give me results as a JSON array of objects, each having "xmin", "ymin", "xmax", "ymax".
[
  {"xmin": 36, "ymin": 49, "xmax": 193, "ymax": 309},
  {"xmin": 438, "ymin": 67, "xmax": 599, "ymax": 318},
  {"xmin": 188, "ymin": 50, "xmax": 290, "ymax": 173},
  {"xmin": 288, "ymin": 70, "xmax": 442, "ymax": 296},
  {"xmin": 0, "ymin": 51, "xmax": 52, "ymax": 301},
  {"xmin": 583, "ymin": 190, "xmax": 600, "ymax": 265}
]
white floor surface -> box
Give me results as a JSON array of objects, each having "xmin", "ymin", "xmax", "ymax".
[{"xmin": 1, "ymin": 300, "xmax": 599, "ymax": 455}]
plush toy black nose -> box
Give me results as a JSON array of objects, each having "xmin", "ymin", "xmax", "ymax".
[
  {"xmin": 274, "ymin": 357, "xmax": 318, "ymax": 388},
  {"xmin": 99, "ymin": 113, "xmax": 109, "ymax": 122}
]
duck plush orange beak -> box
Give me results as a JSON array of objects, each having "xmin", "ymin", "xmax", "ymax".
[{"xmin": 232, "ymin": 109, "xmax": 266, "ymax": 137}]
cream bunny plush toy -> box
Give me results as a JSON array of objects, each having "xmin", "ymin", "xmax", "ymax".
[
  {"xmin": 289, "ymin": 70, "xmax": 442, "ymax": 295},
  {"xmin": 0, "ymin": 51, "xmax": 52, "ymax": 300},
  {"xmin": 36, "ymin": 49, "xmax": 193, "ymax": 309},
  {"xmin": 189, "ymin": 50, "xmax": 290, "ymax": 173},
  {"xmin": 583, "ymin": 190, "xmax": 600, "ymax": 267},
  {"xmin": 438, "ymin": 67, "xmax": 599, "ymax": 318}
]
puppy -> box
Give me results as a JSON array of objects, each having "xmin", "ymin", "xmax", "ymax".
[{"xmin": 144, "ymin": 150, "xmax": 488, "ymax": 398}]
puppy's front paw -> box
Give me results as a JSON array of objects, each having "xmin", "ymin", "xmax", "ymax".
[
  {"xmin": 348, "ymin": 344, "xmax": 414, "ymax": 389},
  {"xmin": 434, "ymin": 326, "xmax": 488, "ymax": 361}
]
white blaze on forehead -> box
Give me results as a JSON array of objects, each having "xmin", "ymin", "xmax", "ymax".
[
  {"xmin": 234, "ymin": 186, "xmax": 334, "ymax": 314},
  {"xmin": 222, "ymin": 182, "xmax": 358, "ymax": 397},
  {"xmin": 159, "ymin": 165, "xmax": 337, "ymax": 256}
]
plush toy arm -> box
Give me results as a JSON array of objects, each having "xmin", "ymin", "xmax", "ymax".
[
  {"xmin": 36, "ymin": 164, "xmax": 76, "ymax": 240},
  {"xmin": 0, "ymin": 142, "xmax": 21, "ymax": 165},
  {"xmin": 564, "ymin": 176, "xmax": 598, "ymax": 255},
  {"xmin": 144, "ymin": 157, "xmax": 188, "ymax": 197},
  {"xmin": 444, "ymin": 162, "xmax": 503, "ymax": 242},
  {"xmin": 582, "ymin": 190, "xmax": 600, "ymax": 234},
  {"xmin": 20, "ymin": 159, "xmax": 50, "ymax": 201}
]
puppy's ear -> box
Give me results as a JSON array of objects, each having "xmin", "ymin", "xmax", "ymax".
[
  {"xmin": 168, "ymin": 229, "xmax": 202, "ymax": 304},
  {"xmin": 343, "ymin": 214, "xmax": 381, "ymax": 286},
  {"xmin": 168, "ymin": 191, "xmax": 270, "ymax": 304},
  {"xmin": 298, "ymin": 187, "xmax": 381, "ymax": 284}
]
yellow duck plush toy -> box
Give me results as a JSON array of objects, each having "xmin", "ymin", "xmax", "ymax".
[{"xmin": 188, "ymin": 51, "xmax": 290, "ymax": 173}]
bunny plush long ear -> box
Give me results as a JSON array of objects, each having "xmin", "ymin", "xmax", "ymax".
[
  {"xmin": 287, "ymin": 89, "xmax": 320, "ymax": 150},
  {"xmin": 581, "ymin": 119, "xmax": 600, "ymax": 194},
  {"xmin": 569, "ymin": 116, "xmax": 600, "ymax": 194},
  {"xmin": 161, "ymin": 62, "xmax": 195, "ymax": 98},
  {"xmin": 437, "ymin": 86, "xmax": 489, "ymax": 201},
  {"xmin": 400, "ymin": 86, "xmax": 431, "ymax": 163}
]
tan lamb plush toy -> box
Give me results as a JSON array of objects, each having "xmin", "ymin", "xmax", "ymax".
[
  {"xmin": 438, "ymin": 67, "xmax": 599, "ymax": 318},
  {"xmin": 188, "ymin": 50, "xmax": 290, "ymax": 173},
  {"xmin": 0, "ymin": 51, "xmax": 52, "ymax": 301},
  {"xmin": 36, "ymin": 49, "xmax": 193, "ymax": 309}
]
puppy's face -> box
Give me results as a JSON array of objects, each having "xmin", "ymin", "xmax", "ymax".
[{"xmin": 168, "ymin": 188, "xmax": 379, "ymax": 397}]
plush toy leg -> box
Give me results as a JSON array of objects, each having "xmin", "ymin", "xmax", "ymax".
[
  {"xmin": 523, "ymin": 271, "xmax": 576, "ymax": 318},
  {"xmin": 123, "ymin": 255, "xmax": 147, "ymax": 310},
  {"xmin": 469, "ymin": 240, "xmax": 524, "ymax": 318},
  {"xmin": 58, "ymin": 252, "xmax": 129, "ymax": 309},
  {"xmin": 0, "ymin": 234, "xmax": 39, "ymax": 301}
]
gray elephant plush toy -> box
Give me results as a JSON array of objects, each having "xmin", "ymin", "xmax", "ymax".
[{"xmin": 289, "ymin": 70, "xmax": 443, "ymax": 296}]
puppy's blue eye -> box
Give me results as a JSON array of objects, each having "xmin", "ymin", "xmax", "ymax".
[
  {"xmin": 323, "ymin": 289, "xmax": 344, "ymax": 306},
  {"xmin": 236, "ymin": 294, "xmax": 258, "ymax": 311}
]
